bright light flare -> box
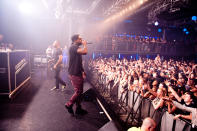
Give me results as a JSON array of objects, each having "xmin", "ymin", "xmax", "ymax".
[
  {"xmin": 100, "ymin": 0, "xmax": 149, "ymax": 34},
  {"xmin": 154, "ymin": 21, "xmax": 159, "ymax": 26},
  {"xmin": 18, "ymin": 2, "xmax": 34, "ymax": 15}
]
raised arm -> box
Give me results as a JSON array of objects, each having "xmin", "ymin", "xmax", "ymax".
[{"xmin": 168, "ymin": 86, "xmax": 182, "ymax": 102}]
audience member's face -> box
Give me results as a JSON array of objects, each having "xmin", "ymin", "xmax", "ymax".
[
  {"xmin": 183, "ymin": 93, "xmax": 192, "ymax": 103},
  {"xmin": 178, "ymin": 73, "xmax": 183, "ymax": 79},
  {"xmin": 143, "ymin": 73, "xmax": 148, "ymax": 78},
  {"xmin": 158, "ymin": 83, "xmax": 164, "ymax": 89},
  {"xmin": 160, "ymin": 72, "xmax": 164, "ymax": 77},
  {"xmin": 133, "ymin": 80, "xmax": 139, "ymax": 87},
  {"xmin": 139, "ymin": 79, "xmax": 144, "ymax": 85},
  {"xmin": 153, "ymin": 73, "xmax": 157, "ymax": 78},
  {"xmin": 186, "ymin": 80, "xmax": 192, "ymax": 86},
  {"xmin": 190, "ymin": 73, "xmax": 195, "ymax": 79},
  {"xmin": 152, "ymin": 87, "xmax": 157, "ymax": 92},
  {"xmin": 178, "ymin": 78, "xmax": 184, "ymax": 84},
  {"xmin": 152, "ymin": 81, "xmax": 158, "ymax": 86},
  {"xmin": 157, "ymin": 89, "xmax": 163, "ymax": 96},
  {"xmin": 180, "ymin": 78, "xmax": 185, "ymax": 83}
]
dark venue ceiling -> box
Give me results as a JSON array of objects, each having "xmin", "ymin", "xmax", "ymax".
[
  {"xmin": 0, "ymin": 0, "xmax": 196, "ymax": 50},
  {"xmin": 0, "ymin": 0, "xmax": 196, "ymax": 29},
  {"xmin": 50, "ymin": 0, "xmax": 197, "ymax": 25}
]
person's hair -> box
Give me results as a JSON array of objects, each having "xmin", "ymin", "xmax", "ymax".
[
  {"xmin": 141, "ymin": 117, "xmax": 156, "ymax": 131},
  {"xmin": 184, "ymin": 91, "xmax": 193, "ymax": 100},
  {"xmin": 53, "ymin": 40, "xmax": 60, "ymax": 48},
  {"xmin": 161, "ymin": 87, "xmax": 167, "ymax": 97},
  {"xmin": 71, "ymin": 34, "xmax": 79, "ymax": 43}
]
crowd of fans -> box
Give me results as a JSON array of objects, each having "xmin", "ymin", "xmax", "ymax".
[
  {"xmin": 101, "ymin": 34, "xmax": 166, "ymax": 44},
  {"xmin": 88, "ymin": 55, "xmax": 197, "ymax": 127},
  {"xmin": 96, "ymin": 34, "xmax": 194, "ymax": 55}
]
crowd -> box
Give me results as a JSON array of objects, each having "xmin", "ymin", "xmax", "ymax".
[
  {"xmin": 101, "ymin": 34, "xmax": 166, "ymax": 44},
  {"xmin": 88, "ymin": 55, "xmax": 197, "ymax": 127},
  {"xmin": 96, "ymin": 34, "xmax": 194, "ymax": 55}
]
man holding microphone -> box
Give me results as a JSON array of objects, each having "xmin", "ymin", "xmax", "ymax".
[{"xmin": 65, "ymin": 34, "xmax": 88, "ymax": 115}]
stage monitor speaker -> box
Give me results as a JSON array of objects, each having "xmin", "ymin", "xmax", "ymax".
[
  {"xmin": 82, "ymin": 83, "xmax": 96, "ymax": 101},
  {"xmin": 98, "ymin": 120, "xmax": 119, "ymax": 131}
]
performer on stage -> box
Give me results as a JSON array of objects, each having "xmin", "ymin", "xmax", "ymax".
[
  {"xmin": 65, "ymin": 34, "xmax": 88, "ymax": 115},
  {"xmin": 50, "ymin": 40, "xmax": 67, "ymax": 91},
  {"xmin": 46, "ymin": 44, "xmax": 53, "ymax": 59},
  {"xmin": 46, "ymin": 44, "xmax": 54, "ymax": 70}
]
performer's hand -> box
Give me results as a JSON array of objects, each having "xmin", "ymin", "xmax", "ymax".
[
  {"xmin": 53, "ymin": 65, "xmax": 57, "ymax": 69},
  {"xmin": 82, "ymin": 72, "xmax": 86, "ymax": 79},
  {"xmin": 82, "ymin": 40, "xmax": 87, "ymax": 46}
]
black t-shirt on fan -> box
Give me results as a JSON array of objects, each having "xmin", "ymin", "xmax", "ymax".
[{"xmin": 68, "ymin": 44, "xmax": 84, "ymax": 76}]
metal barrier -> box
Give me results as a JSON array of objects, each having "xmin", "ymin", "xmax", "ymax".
[{"xmin": 86, "ymin": 69, "xmax": 196, "ymax": 131}]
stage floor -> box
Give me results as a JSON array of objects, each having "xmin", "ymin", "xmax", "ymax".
[{"xmin": 0, "ymin": 68, "xmax": 108, "ymax": 131}]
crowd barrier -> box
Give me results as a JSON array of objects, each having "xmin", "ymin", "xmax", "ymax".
[
  {"xmin": 86, "ymin": 69, "xmax": 196, "ymax": 131},
  {"xmin": 126, "ymin": 91, "xmax": 192, "ymax": 131}
]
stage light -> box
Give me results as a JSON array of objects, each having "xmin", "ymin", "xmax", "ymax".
[
  {"xmin": 125, "ymin": 20, "xmax": 132, "ymax": 23},
  {"xmin": 158, "ymin": 28, "xmax": 162, "ymax": 32},
  {"xmin": 18, "ymin": 2, "xmax": 34, "ymax": 15},
  {"xmin": 145, "ymin": 36, "xmax": 148, "ymax": 39},
  {"xmin": 136, "ymin": 54, "xmax": 139, "ymax": 60},
  {"xmin": 185, "ymin": 31, "xmax": 189, "ymax": 35},
  {"xmin": 183, "ymin": 28, "xmax": 187, "ymax": 32},
  {"xmin": 119, "ymin": 53, "xmax": 121, "ymax": 59},
  {"xmin": 140, "ymin": 0, "xmax": 144, "ymax": 4},
  {"xmin": 154, "ymin": 21, "xmax": 159, "ymax": 26},
  {"xmin": 192, "ymin": 16, "xmax": 197, "ymax": 21},
  {"xmin": 92, "ymin": 53, "xmax": 95, "ymax": 59}
]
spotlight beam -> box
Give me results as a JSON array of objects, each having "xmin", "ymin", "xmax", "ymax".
[
  {"xmin": 86, "ymin": 0, "xmax": 102, "ymax": 14},
  {"xmin": 41, "ymin": 0, "xmax": 49, "ymax": 9}
]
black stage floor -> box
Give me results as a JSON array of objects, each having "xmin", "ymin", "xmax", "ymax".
[{"xmin": 0, "ymin": 69, "xmax": 109, "ymax": 131}]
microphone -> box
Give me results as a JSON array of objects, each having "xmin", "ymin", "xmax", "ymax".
[{"xmin": 87, "ymin": 42, "xmax": 93, "ymax": 44}]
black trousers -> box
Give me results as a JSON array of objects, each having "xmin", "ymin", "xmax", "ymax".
[{"xmin": 54, "ymin": 67, "xmax": 66, "ymax": 88}]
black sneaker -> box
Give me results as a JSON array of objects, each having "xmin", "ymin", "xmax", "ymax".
[
  {"xmin": 65, "ymin": 105, "xmax": 74, "ymax": 115},
  {"xmin": 75, "ymin": 106, "xmax": 88, "ymax": 115}
]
